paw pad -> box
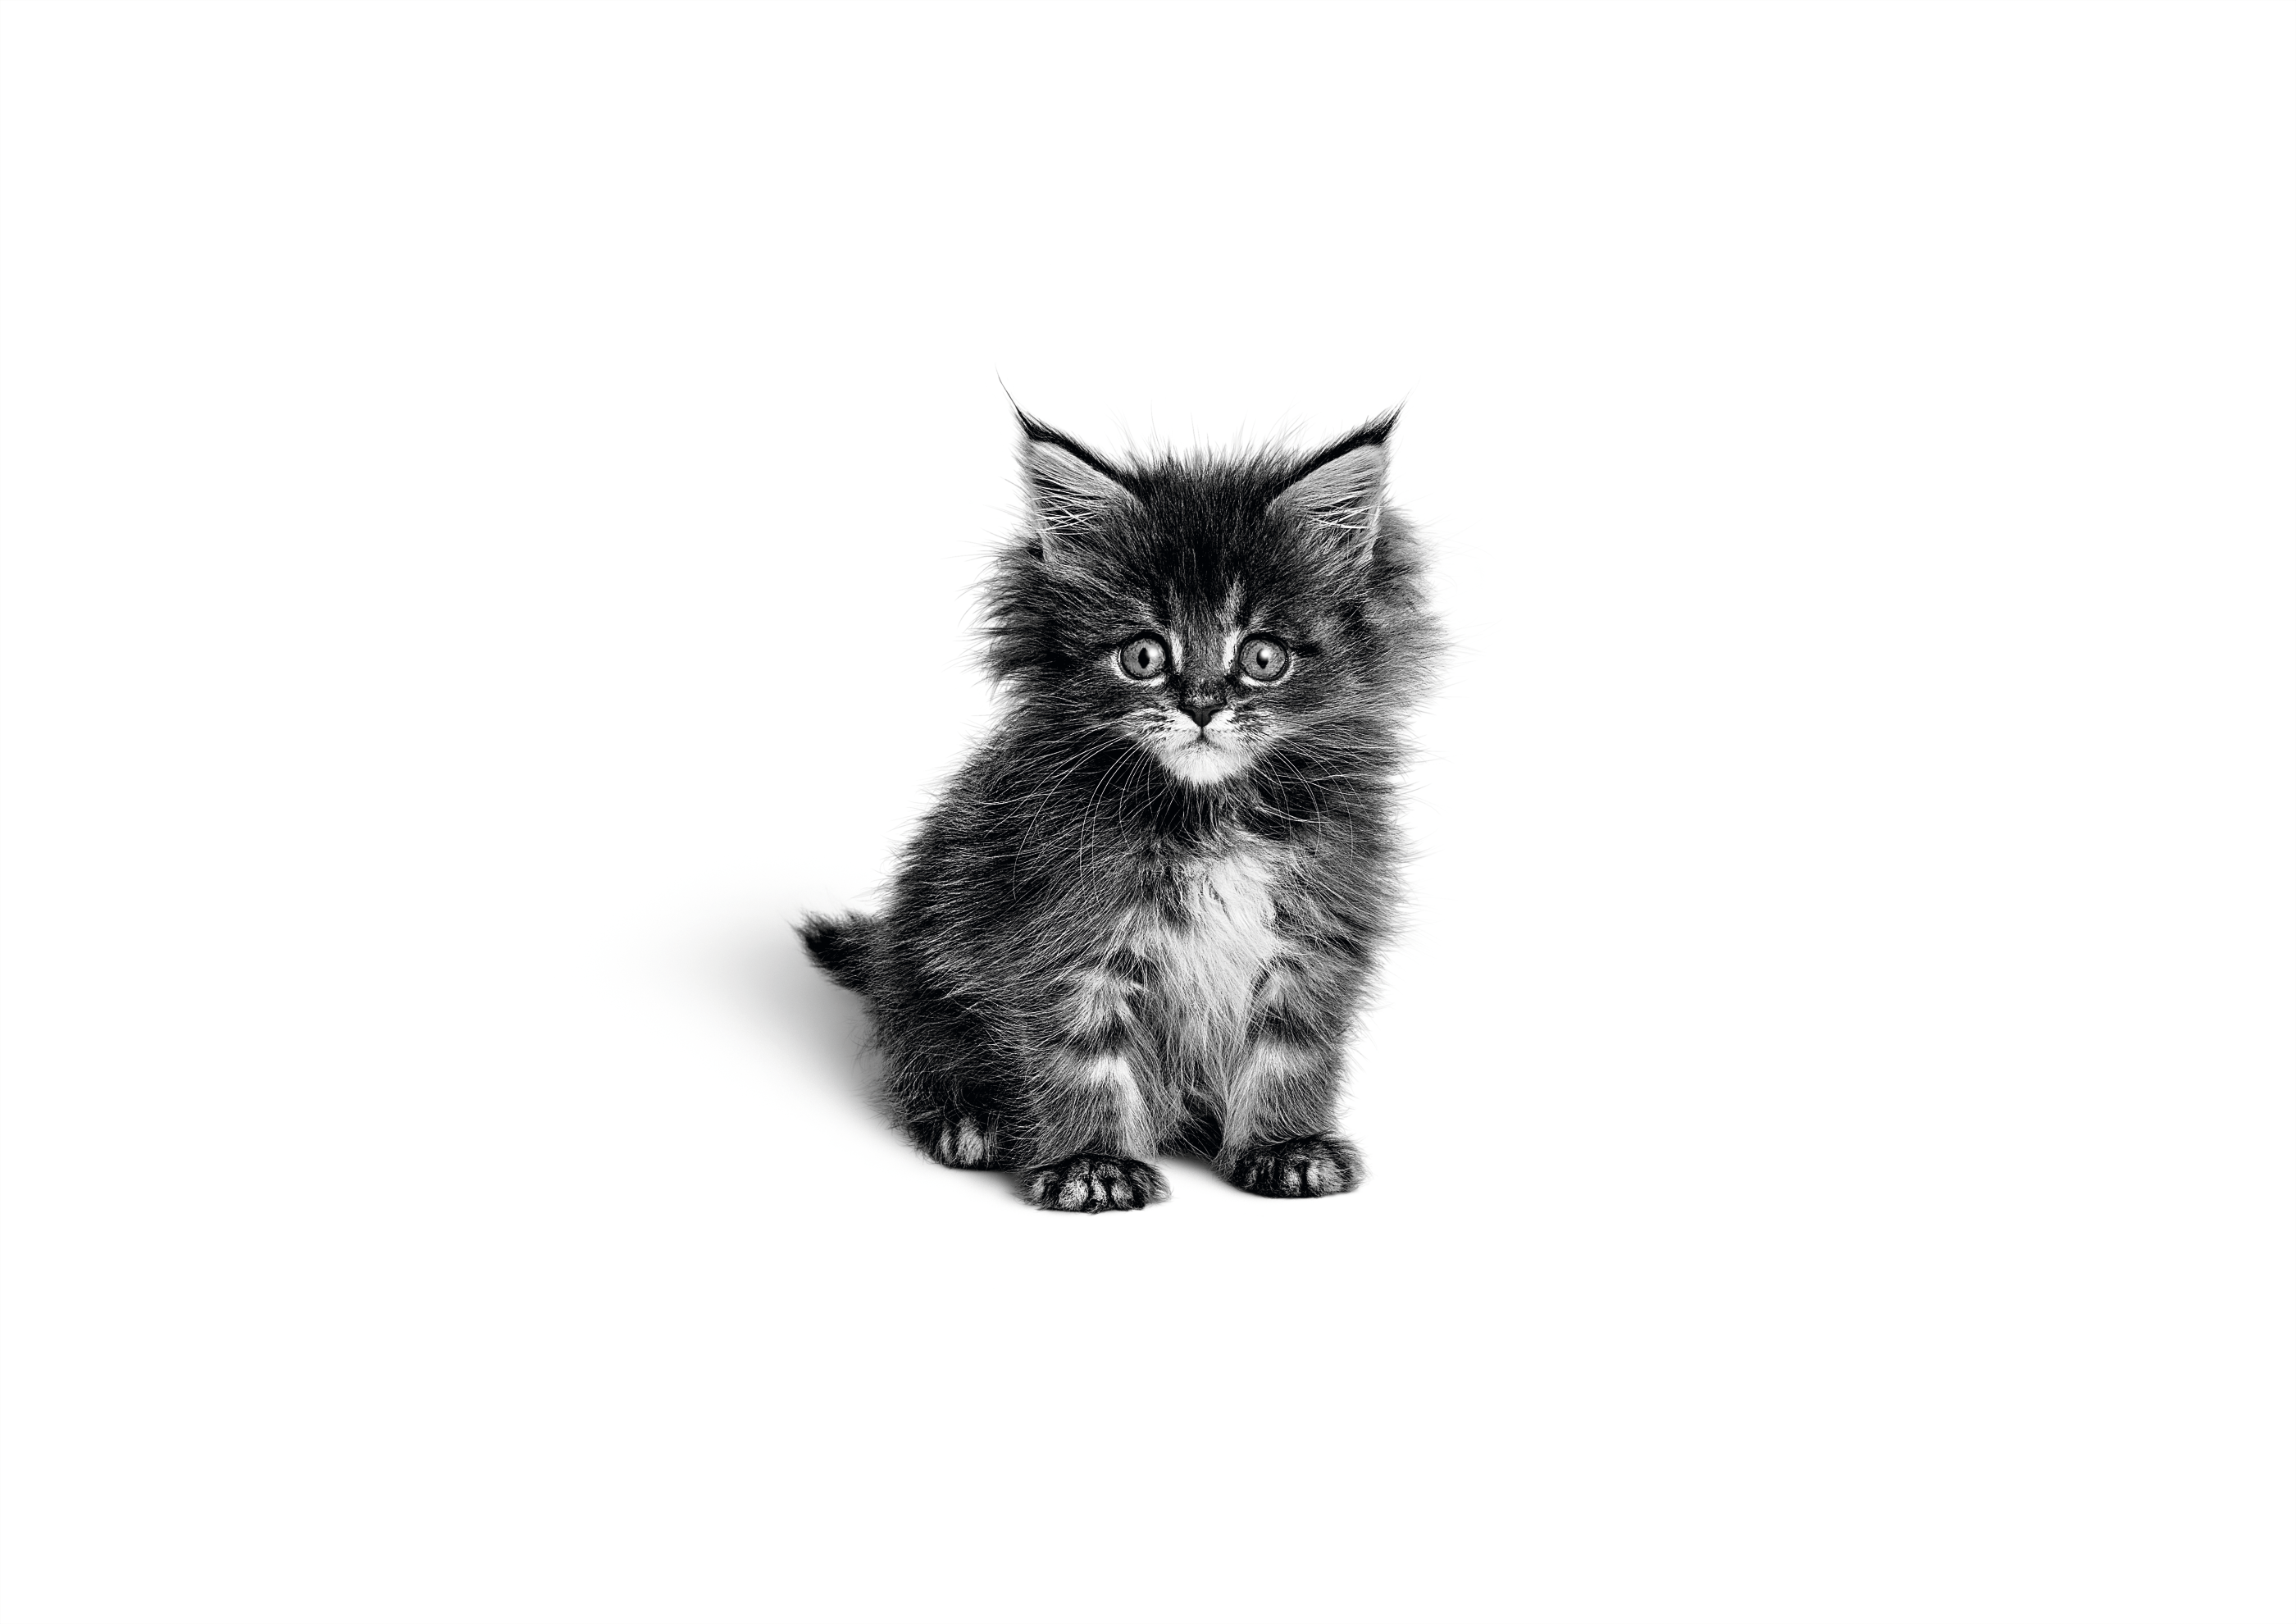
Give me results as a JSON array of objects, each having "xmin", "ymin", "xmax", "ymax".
[
  {"xmin": 1228, "ymin": 1135, "xmax": 1363, "ymax": 1198},
  {"xmin": 1022, "ymin": 1154, "xmax": 1168, "ymax": 1213},
  {"xmin": 914, "ymin": 1113, "xmax": 1009, "ymax": 1170}
]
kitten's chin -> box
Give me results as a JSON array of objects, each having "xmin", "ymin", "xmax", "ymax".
[{"xmin": 1155, "ymin": 738, "xmax": 1248, "ymax": 786}]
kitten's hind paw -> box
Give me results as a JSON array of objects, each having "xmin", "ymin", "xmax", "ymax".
[
  {"xmin": 1021, "ymin": 1154, "xmax": 1168, "ymax": 1213},
  {"xmin": 1227, "ymin": 1134, "xmax": 1364, "ymax": 1198},
  {"xmin": 910, "ymin": 1111, "xmax": 1013, "ymax": 1170}
]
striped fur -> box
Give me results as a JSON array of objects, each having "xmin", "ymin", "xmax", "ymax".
[{"xmin": 798, "ymin": 409, "xmax": 1438, "ymax": 1211}]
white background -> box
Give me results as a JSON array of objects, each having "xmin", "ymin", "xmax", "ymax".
[{"xmin": 2, "ymin": 4, "xmax": 2291, "ymax": 1622}]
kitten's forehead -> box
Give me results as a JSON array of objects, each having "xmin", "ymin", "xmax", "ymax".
[
  {"xmin": 1129, "ymin": 468, "xmax": 1310, "ymax": 578},
  {"xmin": 1070, "ymin": 459, "xmax": 1347, "ymax": 632},
  {"xmin": 1160, "ymin": 586, "xmax": 1234, "ymax": 672},
  {"xmin": 1153, "ymin": 573, "xmax": 1281, "ymax": 649},
  {"xmin": 1153, "ymin": 574, "xmax": 1242, "ymax": 619}
]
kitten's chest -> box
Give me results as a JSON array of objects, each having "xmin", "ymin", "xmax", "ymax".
[{"xmin": 1126, "ymin": 837, "xmax": 1287, "ymax": 1039}]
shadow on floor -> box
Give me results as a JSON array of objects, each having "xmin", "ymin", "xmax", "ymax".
[
  {"xmin": 731, "ymin": 923, "xmax": 879, "ymax": 1117},
  {"xmin": 727, "ymin": 923, "xmax": 1009, "ymax": 1195}
]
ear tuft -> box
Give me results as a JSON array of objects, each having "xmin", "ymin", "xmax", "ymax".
[
  {"xmin": 1269, "ymin": 425, "xmax": 1391, "ymax": 570},
  {"xmin": 1015, "ymin": 414, "xmax": 1139, "ymax": 559}
]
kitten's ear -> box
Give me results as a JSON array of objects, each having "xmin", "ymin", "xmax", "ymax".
[
  {"xmin": 1269, "ymin": 410, "xmax": 1398, "ymax": 571},
  {"xmin": 1014, "ymin": 411, "xmax": 1141, "ymax": 561}
]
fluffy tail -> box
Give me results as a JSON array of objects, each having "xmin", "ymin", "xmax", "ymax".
[{"xmin": 797, "ymin": 910, "xmax": 877, "ymax": 992}]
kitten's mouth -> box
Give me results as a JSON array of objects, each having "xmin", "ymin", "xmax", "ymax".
[{"xmin": 1153, "ymin": 728, "xmax": 1247, "ymax": 784}]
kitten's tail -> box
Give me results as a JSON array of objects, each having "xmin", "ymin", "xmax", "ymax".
[{"xmin": 797, "ymin": 910, "xmax": 877, "ymax": 993}]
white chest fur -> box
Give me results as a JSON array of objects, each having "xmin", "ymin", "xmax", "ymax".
[{"xmin": 1128, "ymin": 838, "xmax": 1285, "ymax": 1053}]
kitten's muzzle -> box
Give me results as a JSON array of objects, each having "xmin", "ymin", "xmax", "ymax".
[{"xmin": 1179, "ymin": 697, "xmax": 1226, "ymax": 728}]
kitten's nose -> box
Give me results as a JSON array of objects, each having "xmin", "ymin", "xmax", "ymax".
[{"xmin": 1181, "ymin": 699, "xmax": 1224, "ymax": 728}]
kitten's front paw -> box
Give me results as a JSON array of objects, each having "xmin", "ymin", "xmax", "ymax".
[
  {"xmin": 911, "ymin": 1111, "xmax": 1012, "ymax": 1170},
  {"xmin": 1021, "ymin": 1155, "xmax": 1168, "ymax": 1213},
  {"xmin": 1228, "ymin": 1134, "xmax": 1364, "ymax": 1198}
]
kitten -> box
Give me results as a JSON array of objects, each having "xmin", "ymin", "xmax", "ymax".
[{"xmin": 800, "ymin": 408, "xmax": 1438, "ymax": 1211}]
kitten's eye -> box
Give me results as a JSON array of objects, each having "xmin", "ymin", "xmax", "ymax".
[
  {"xmin": 1116, "ymin": 636, "xmax": 1168, "ymax": 681},
  {"xmin": 1238, "ymin": 636, "xmax": 1292, "ymax": 683}
]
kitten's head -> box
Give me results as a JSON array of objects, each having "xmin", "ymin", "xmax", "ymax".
[{"xmin": 984, "ymin": 410, "xmax": 1436, "ymax": 791}]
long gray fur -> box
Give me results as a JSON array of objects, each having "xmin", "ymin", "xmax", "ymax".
[{"xmin": 800, "ymin": 408, "xmax": 1439, "ymax": 1211}]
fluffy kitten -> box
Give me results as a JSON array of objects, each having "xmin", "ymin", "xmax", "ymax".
[{"xmin": 800, "ymin": 408, "xmax": 1437, "ymax": 1211}]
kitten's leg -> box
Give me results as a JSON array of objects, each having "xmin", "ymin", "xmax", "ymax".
[
  {"xmin": 1018, "ymin": 957, "xmax": 1168, "ymax": 1213},
  {"xmin": 1219, "ymin": 953, "xmax": 1364, "ymax": 1198},
  {"xmin": 912, "ymin": 1099, "xmax": 1012, "ymax": 1170},
  {"xmin": 871, "ymin": 959, "xmax": 1018, "ymax": 1170}
]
